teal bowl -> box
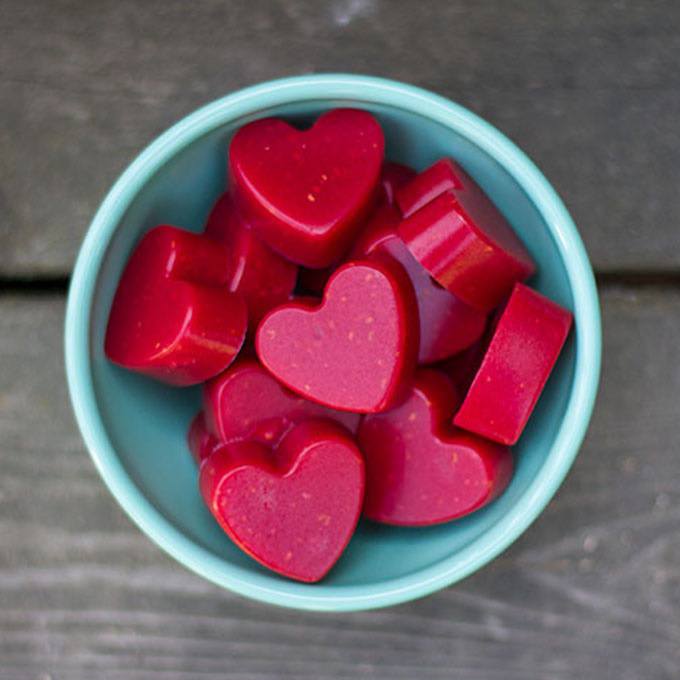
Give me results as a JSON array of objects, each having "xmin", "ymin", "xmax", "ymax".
[{"xmin": 65, "ymin": 74, "xmax": 601, "ymax": 611}]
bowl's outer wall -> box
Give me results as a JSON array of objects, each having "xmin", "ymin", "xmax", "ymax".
[{"xmin": 66, "ymin": 76, "xmax": 601, "ymax": 611}]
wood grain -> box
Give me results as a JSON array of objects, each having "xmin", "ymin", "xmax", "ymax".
[
  {"xmin": 0, "ymin": 291, "xmax": 678, "ymax": 679},
  {"xmin": 1, "ymin": 0, "xmax": 679, "ymax": 275}
]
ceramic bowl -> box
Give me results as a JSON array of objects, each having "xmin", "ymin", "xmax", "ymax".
[{"xmin": 65, "ymin": 74, "xmax": 601, "ymax": 611}]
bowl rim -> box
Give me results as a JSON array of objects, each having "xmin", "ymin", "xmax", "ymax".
[{"xmin": 64, "ymin": 73, "xmax": 601, "ymax": 612}]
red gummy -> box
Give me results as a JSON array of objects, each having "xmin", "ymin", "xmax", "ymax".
[
  {"xmin": 105, "ymin": 226, "xmax": 247, "ymax": 385},
  {"xmin": 205, "ymin": 193, "xmax": 297, "ymax": 330},
  {"xmin": 187, "ymin": 412, "xmax": 224, "ymax": 465},
  {"xmin": 257, "ymin": 258, "xmax": 418, "ymax": 413},
  {"xmin": 296, "ymin": 161, "xmax": 416, "ymax": 295},
  {"xmin": 352, "ymin": 204, "xmax": 487, "ymax": 364},
  {"xmin": 229, "ymin": 109, "xmax": 384, "ymax": 268},
  {"xmin": 397, "ymin": 159, "xmax": 535, "ymax": 311},
  {"xmin": 359, "ymin": 369, "xmax": 513, "ymax": 525},
  {"xmin": 395, "ymin": 158, "xmax": 458, "ymax": 218},
  {"xmin": 199, "ymin": 418, "xmax": 365, "ymax": 582},
  {"xmin": 379, "ymin": 161, "xmax": 417, "ymax": 206},
  {"xmin": 454, "ymin": 283, "xmax": 573, "ymax": 445},
  {"xmin": 203, "ymin": 357, "xmax": 360, "ymax": 446}
]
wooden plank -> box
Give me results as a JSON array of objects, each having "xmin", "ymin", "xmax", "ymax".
[
  {"xmin": 1, "ymin": 0, "xmax": 679, "ymax": 275},
  {"xmin": 0, "ymin": 290, "xmax": 679, "ymax": 678}
]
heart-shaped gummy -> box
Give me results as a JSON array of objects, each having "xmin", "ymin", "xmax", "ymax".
[
  {"xmin": 203, "ymin": 357, "xmax": 360, "ymax": 446},
  {"xmin": 205, "ymin": 193, "xmax": 298, "ymax": 330},
  {"xmin": 256, "ymin": 258, "xmax": 418, "ymax": 412},
  {"xmin": 352, "ymin": 204, "xmax": 487, "ymax": 364},
  {"xmin": 199, "ymin": 418, "xmax": 365, "ymax": 582},
  {"xmin": 397, "ymin": 159, "xmax": 535, "ymax": 311},
  {"xmin": 359, "ymin": 369, "xmax": 513, "ymax": 525},
  {"xmin": 229, "ymin": 109, "xmax": 384, "ymax": 268},
  {"xmin": 105, "ymin": 225, "xmax": 247, "ymax": 385}
]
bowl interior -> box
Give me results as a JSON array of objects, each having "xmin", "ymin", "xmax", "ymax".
[{"xmin": 90, "ymin": 100, "xmax": 576, "ymax": 594}]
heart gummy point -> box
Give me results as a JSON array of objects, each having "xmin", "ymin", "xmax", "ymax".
[{"xmin": 256, "ymin": 258, "xmax": 419, "ymax": 412}]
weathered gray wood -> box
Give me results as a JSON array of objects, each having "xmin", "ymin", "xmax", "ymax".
[
  {"xmin": 1, "ymin": 0, "xmax": 679, "ymax": 275},
  {"xmin": 0, "ymin": 290, "xmax": 678, "ymax": 679}
]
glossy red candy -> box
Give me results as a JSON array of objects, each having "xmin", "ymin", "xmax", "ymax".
[
  {"xmin": 296, "ymin": 162, "xmax": 416, "ymax": 295},
  {"xmin": 187, "ymin": 412, "xmax": 224, "ymax": 465},
  {"xmin": 379, "ymin": 161, "xmax": 417, "ymax": 206},
  {"xmin": 257, "ymin": 258, "xmax": 418, "ymax": 412},
  {"xmin": 359, "ymin": 370, "xmax": 513, "ymax": 525},
  {"xmin": 352, "ymin": 204, "xmax": 487, "ymax": 363},
  {"xmin": 229, "ymin": 109, "xmax": 384, "ymax": 268},
  {"xmin": 199, "ymin": 418, "xmax": 365, "ymax": 582},
  {"xmin": 203, "ymin": 358, "xmax": 360, "ymax": 446},
  {"xmin": 397, "ymin": 159, "xmax": 535, "ymax": 311},
  {"xmin": 349, "ymin": 203, "xmax": 400, "ymax": 256},
  {"xmin": 105, "ymin": 225, "xmax": 247, "ymax": 385},
  {"xmin": 454, "ymin": 283, "xmax": 573, "ymax": 445},
  {"xmin": 205, "ymin": 193, "xmax": 297, "ymax": 329},
  {"xmin": 395, "ymin": 158, "xmax": 458, "ymax": 218}
]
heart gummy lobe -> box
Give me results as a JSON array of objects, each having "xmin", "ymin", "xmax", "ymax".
[
  {"xmin": 257, "ymin": 258, "xmax": 419, "ymax": 412},
  {"xmin": 359, "ymin": 370, "xmax": 513, "ymax": 525},
  {"xmin": 229, "ymin": 109, "xmax": 385, "ymax": 268},
  {"xmin": 397, "ymin": 159, "xmax": 535, "ymax": 311},
  {"xmin": 352, "ymin": 204, "xmax": 487, "ymax": 364},
  {"xmin": 199, "ymin": 418, "xmax": 365, "ymax": 582},
  {"xmin": 105, "ymin": 225, "xmax": 247, "ymax": 386},
  {"xmin": 205, "ymin": 193, "xmax": 297, "ymax": 330},
  {"xmin": 454, "ymin": 283, "xmax": 573, "ymax": 445},
  {"xmin": 203, "ymin": 357, "xmax": 360, "ymax": 446}
]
